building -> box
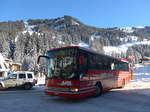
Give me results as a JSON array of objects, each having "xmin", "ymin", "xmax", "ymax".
[
  {"xmin": 0, "ymin": 53, "xmax": 9, "ymax": 79},
  {"xmin": 10, "ymin": 63, "xmax": 21, "ymax": 72},
  {"xmin": 140, "ymin": 57, "xmax": 150, "ymax": 65},
  {"xmin": 0, "ymin": 53, "xmax": 22, "ymax": 79}
]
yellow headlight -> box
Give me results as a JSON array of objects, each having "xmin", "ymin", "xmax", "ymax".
[
  {"xmin": 70, "ymin": 88, "xmax": 79, "ymax": 92},
  {"xmin": 74, "ymin": 88, "xmax": 78, "ymax": 92}
]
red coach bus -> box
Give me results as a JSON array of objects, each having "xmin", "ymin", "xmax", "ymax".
[{"xmin": 38, "ymin": 46, "xmax": 133, "ymax": 98}]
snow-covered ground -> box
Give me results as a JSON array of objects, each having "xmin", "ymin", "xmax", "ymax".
[
  {"xmin": 124, "ymin": 73, "xmax": 150, "ymax": 89},
  {"xmin": 118, "ymin": 65, "xmax": 150, "ymax": 96}
]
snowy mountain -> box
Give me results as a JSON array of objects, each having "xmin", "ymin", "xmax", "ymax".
[{"xmin": 0, "ymin": 15, "xmax": 150, "ymax": 71}]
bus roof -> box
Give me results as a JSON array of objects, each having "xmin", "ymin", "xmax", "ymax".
[
  {"xmin": 47, "ymin": 46, "xmax": 80, "ymax": 52},
  {"xmin": 47, "ymin": 46, "xmax": 127, "ymax": 63}
]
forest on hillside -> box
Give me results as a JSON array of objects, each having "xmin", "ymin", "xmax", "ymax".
[{"xmin": 0, "ymin": 16, "xmax": 150, "ymax": 71}]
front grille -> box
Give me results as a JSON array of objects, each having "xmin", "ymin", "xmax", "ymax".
[{"xmin": 46, "ymin": 87, "xmax": 70, "ymax": 92}]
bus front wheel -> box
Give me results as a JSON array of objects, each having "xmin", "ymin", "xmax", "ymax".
[{"xmin": 94, "ymin": 83, "xmax": 103, "ymax": 97}]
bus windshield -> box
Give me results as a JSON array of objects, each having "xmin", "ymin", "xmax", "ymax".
[{"xmin": 47, "ymin": 48, "xmax": 78, "ymax": 79}]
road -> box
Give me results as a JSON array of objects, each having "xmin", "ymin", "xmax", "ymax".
[{"xmin": 0, "ymin": 86, "xmax": 150, "ymax": 112}]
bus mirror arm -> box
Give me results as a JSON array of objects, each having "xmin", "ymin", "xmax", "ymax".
[{"xmin": 37, "ymin": 55, "xmax": 50, "ymax": 64}]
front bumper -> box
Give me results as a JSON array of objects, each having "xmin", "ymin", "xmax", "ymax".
[{"xmin": 45, "ymin": 86, "xmax": 96, "ymax": 98}]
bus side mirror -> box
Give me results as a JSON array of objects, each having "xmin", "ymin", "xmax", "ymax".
[
  {"xmin": 37, "ymin": 55, "xmax": 50, "ymax": 65},
  {"xmin": 79, "ymin": 56, "xmax": 84, "ymax": 64}
]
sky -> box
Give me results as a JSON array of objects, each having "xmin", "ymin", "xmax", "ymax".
[{"xmin": 0, "ymin": 0, "xmax": 150, "ymax": 28}]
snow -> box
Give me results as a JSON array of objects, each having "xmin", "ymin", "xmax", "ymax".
[
  {"xmin": 71, "ymin": 42, "xmax": 89, "ymax": 48},
  {"xmin": 138, "ymin": 40, "xmax": 150, "ymax": 45},
  {"xmin": 71, "ymin": 20, "xmax": 80, "ymax": 26},
  {"xmin": 119, "ymin": 26, "xmax": 145, "ymax": 33},
  {"xmin": 134, "ymin": 65, "xmax": 150, "ymax": 73},
  {"xmin": 129, "ymin": 36, "xmax": 138, "ymax": 41},
  {"xmin": 134, "ymin": 64, "xmax": 144, "ymax": 68},
  {"xmin": 0, "ymin": 54, "xmax": 8, "ymax": 71},
  {"xmin": 135, "ymin": 26, "xmax": 145, "ymax": 29},
  {"xmin": 54, "ymin": 25, "xmax": 66, "ymax": 30},
  {"xmin": 23, "ymin": 21, "xmax": 35, "ymax": 35},
  {"xmin": 123, "ymin": 73, "xmax": 150, "ymax": 96},
  {"xmin": 78, "ymin": 42, "xmax": 89, "ymax": 47},
  {"xmin": 58, "ymin": 40, "xmax": 65, "ymax": 44},
  {"xmin": 143, "ymin": 38, "xmax": 148, "ymax": 41},
  {"xmin": 119, "ymin": 27, "xmax": 134, "ymax": 33},
  {"xmin": 120, "ymin": 36, "xmax": 138, "ymax": 43},
  {"xmin": 52, "ymin": 36, "xmax": 56, "ymax": 39},
  {"xmin": 103, "ymin": 46, "xmax": 128, "ymax": 55},
  {"xmin": 0, "ymin": 53, "xmax": 5, "ymax": 63},
  {"xmin": 22, "ymin": 21, "xmax": 41, "ymax": 36},
  {"xmin": 55, "ymin": 17, "xmax": 65, "ymax": 23},
  {"xmin": 91, "ymin": 33, "xmax": 102, "ymax": 41},
  {"xmin": 120, "ymin": 37, "xmax": 124, "ymax": 42},
  {"xmin": 104, "ymin": 40, "xmax": 150, "ymax": 55},
  {"xmin": 15, "ymin": 35, "xmax": 19, "ymax": 42},
  {"xmin": 119, "ymin": 64, "xmax": 150, "ymax": 96}
]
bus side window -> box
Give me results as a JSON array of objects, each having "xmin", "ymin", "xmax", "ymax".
[
  {"xmin": 79, "ymin": 56, "xmax": 84, "ymax": 65},
  {"xmin": 114, "ymin": 62, "xmax": 129, "ymax": 71},
  {"xmin": 89, "ymin": 54, "xmax": 97, "ymax": 69},
  {"xmin": 79, "ymin": 52, "xmax": 88, "ymax": 74}
]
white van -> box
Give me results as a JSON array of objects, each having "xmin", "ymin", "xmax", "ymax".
[{"xmin": 0, "ymin": 71, "xmax": 37, "ymax": 90}]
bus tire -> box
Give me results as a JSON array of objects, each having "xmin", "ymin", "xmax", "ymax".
[{"xmin": 94, "ymin": 83, "xmax": 103, "ymax": 97}]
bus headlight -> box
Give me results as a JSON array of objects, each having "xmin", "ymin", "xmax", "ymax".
[{"xmin": 70, "ymin": 88, "xmax": 79, "ymax": 92}]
